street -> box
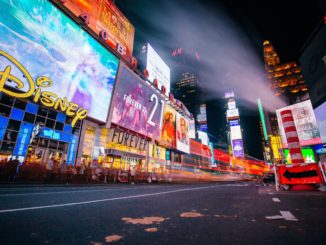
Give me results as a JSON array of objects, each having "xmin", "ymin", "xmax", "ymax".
[{"xmin": 0, "ymin": 182, "xmax": 325, "ymax": 244}]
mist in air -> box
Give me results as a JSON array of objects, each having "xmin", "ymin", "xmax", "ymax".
[{"xmin": 117, "ymin": 0, "xmax": 287, "ymax": 112}]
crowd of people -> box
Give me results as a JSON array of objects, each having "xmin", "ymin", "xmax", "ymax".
[{"xmin": 0, "ymin": 158, "xmax": 153, "ymax": 184}]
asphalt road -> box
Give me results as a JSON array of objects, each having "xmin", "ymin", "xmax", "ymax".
[{"xmin": 0, "ymin": 182, "xmax": 325, "ymax": 245}]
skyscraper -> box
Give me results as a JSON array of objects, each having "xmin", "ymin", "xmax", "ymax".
[
  {"xmin": 171, "ymin": 48, "xmax": 205, "ymax": 133},
  {"xmin": 259, "ymin": 40, "xmax": 310, "ymax": 163},
  {"xmin": 263, "ymin": 40, "xmax": 309, "ymax": 104}
]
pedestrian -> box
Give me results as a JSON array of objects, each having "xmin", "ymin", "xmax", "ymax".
[
  {"xmin": 45, "ymin": 157, "xmax": 54, "ymax": 182},
  {"xmin": 8, "ymin": 156, "xmax": 20, "ymax": 181},
  {"xmin": 59, "ymin": 160, "xmax": 67, "ymax": 183},
  {"xmin": 130, "ymin": 167, "xmax": 136, "ymax": 184}
]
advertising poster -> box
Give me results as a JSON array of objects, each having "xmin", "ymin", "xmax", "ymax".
[
  {"xmin": 188, "ymin": 119, "xmax": 196, "ymax": 139},
  {"xmin": 197, "ymin": 104, "xmax": 207, "ymax": 124},
  {"xmin": 228, "ymin": 101, "xmax": 236, "ymax": 110},
  {"xmin": 63, "ymin": 0, "xmax": 135, "ymax": 60},
  {"xmin": 161, "ymin": 104, "xmax": 176, "ymax": 147},
  {"xmin": 146, "ymin": 43, "xmax": 171, "ymax": 94},
  {"xmin": 0, "ymin": 0, "xmax": 119, "ymax": 123},
  {"xmin": 230, "ymin": 125, "xmax": 242, "ymax": 140},
  {"xmin": 314, "ymin": 101, "xmax": 326, "ymax": 143},
  {"xmin": 276, "ymin": 100, "xmax": 322, "ymax": 147},
  {"xmin": 284, "ymin": 148, "xmax": 316, "ymax": 164},
  {"xmin": 111, "ymin": 65, "xmax": 164, "ymax": 139},
  {"xmin": 198, "ymin": 131, "xmax": 209, "ymax": 146},
  {"xmin": 232, "ymin": 139, "xmax": 244, "ymax": 158},
  {"xmin": 176, "ymin": 113, "xmax": 190, "ymax": 153},
  {"xmin": 227, "ymin": 109, "xmax": 239, "ymax": 119}
]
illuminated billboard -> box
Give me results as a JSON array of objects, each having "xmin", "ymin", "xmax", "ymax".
[
  {"xmin": 232, "ymin": 139, "xmax": 244, "ymax": 158},
  {"xmin": 228, "ymin": 101, "xmax": 236, "ymax": 110},
  {"xmin": 176, "ymin": 113, "xmax": 190, "ymax": 153},
  {"xmin": 145, "ymin": 43, "xmax": 171, "ymax": 94},
  {"xmin": 230, "ymin": 125, "xmax": 242, "ymax": 140},
  {"xmin": 224, "ymin": 91, "xmax": 235, "ymax": 99},
  {"xmin": 111, "ymin": 65, "xmax": 164, "ymax": 139},
  {"xmin": 276, "ymin": 100, "xmax": 322, "ymax": 147},
  {"xmin": 314, "ymin": 101, "xmax": 326, "ymax": 143},
  {"xmin": 63, "ymin": 0, "xmax": 135, "ymax": 60},
  {"xmin": 189, "ymin": 119, "xmax": 196, "ymax": 139},
  {"xmin": 227, "ymin": 109, "xmax": 239, "ymax": 119},
  {"xmin": 161, "ymin": 104, "xmax": 176, "ymax": 148},
  {"xmin": 284, "ymin": 148, "xmax": 316, "ymax": 164},
  {"xmin": 198, "ymin": 131, "xmax": 209, "ymax": 146},
  {"xmin": 0, "ymin": 0, "xmax": 119, "ymax": 123},
  {"xmin": 197, "ymin": 104, "xmax": 207, "ymax": 124}
]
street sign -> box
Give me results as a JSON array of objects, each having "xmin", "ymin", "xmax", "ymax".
[{"xmin": 277, "ymin": 163, "xmax": 324, "ymax": 185}]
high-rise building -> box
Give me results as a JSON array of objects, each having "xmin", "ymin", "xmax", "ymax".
[
  {"xmin": 171, "ymin": 48, "xmax": 205, "ymax": 132},
  {"xmin": 299, "ymin": 17, "xmax": 326, "ymax": 108},
  {"xmin": 259, "ymin": 40, "xmax": 310, "ymax": 163},
  {"xmin": 263, "ymin": 40, "xmax": 309, "ymax": 104}
]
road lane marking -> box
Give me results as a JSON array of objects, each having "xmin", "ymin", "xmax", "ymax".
[
  {"xmin": 265, "ymin": 211, "xmax": 298, "ymax": 221},
  {"xmin": 280, "ymin": 211, "xmax": 298, "ymax": 221},
  {"xmin": 272, "ymin": 198, "xmax": 281, "ymax": 203},
  {"xmin": 0, "ymin": 185, "xmax": 222, "ymax": 213},
  {"xmin": 0, "ymin": 186, "xmax": 168, "ymax": 197},
  {"xmin": 0, "ymin": 183, "xmax": 246, "ymax": 197}
]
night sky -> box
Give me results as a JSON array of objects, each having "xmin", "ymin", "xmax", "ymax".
[{"xmin": 115, "ymin": 0, "xmax": 325, "ymax": 159}]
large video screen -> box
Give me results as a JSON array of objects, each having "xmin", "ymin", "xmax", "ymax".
[
  {"xmin": 146, "ymin": 43, "xmax": 171, "ymax": 94},
  {"xmin": 314, "ymin": 101, "xmax": 326, "ymax": 143},
  {"xmin": 0, "ymin": 0, "xmax": 119, "ymax": 123},
  {"xmin": 111, "ymin": 65, "xmax": 164, "ymax": 139},
  {"xmin": 284, "ymin": 148, "xmax": 316, "ymax": 164},
  {"xmin": 176, "ymin": 113, "xmax": 190, "ymax": 153},
  {"xmin": 276, "ymin": 100, "xmax": 322, "ymax": 147},
  {"xmin": 63, "ymin": 0, "xmax": 135, "ymax": 60},
  {"xmin": 161, "ymin": 104, "xmax": 176, "ymax": 147}
]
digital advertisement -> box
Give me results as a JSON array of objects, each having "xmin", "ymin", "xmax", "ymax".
[
  {"xmin": 176, "ymin": 113, "xmax": 190, "ymax": 154},
  {"xmin": 284, "ymin": 148, "xmax": 316, "ymax": 164},
  {"xmin": 63, "ymin": 0, "xmax": 135, "ymax": 60},
  {"xmin": 227, "ymin": 108, "xmax": 239, "ymax": 119},
  {"xmin": 161, "ymin": 104, "xmax": 176, "ymax": 148},
  {"xmin": 314, "ymin": 101, "xmax": 326, "ymax": 143},
  {"xmin": 276, "ymin": 100, "xmax": 322, "ymax": 147},
  {"xmin": 111, "ymin": 65, "xmax": 164, "ymax": 139},
  {"xmin": 232, "ymin": 139, "xmax": 244, "ymax": 158},
  {"xmin": 145, "ymin": 43, "xmax": 171, "ymax": 94},
  {"xmin": 0, "ymin": 0, "xmax": 119, "ymax": 123}
]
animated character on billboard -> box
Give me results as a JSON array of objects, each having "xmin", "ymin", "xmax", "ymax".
[
  {"xmin": 162, "ymin": 111, "xmax": 175, "ymax": 145},
  {"xmin": 177, "ymin": 117, "xmax": 189, "ymax": 145}
]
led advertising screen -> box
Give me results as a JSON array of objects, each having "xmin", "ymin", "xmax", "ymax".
[
  {"xmin": 228, "ymin": 101, "xmax": 236, "ymax": 110},
  {"xmin": 224, "ymin": 91, "xmax": 234, "ymax": 99},
  {"xmin": 146, "ymin": 43, "xmax": 171, "ymax": 94},
  {"xmin": 314, "ymin": 101, "xmax": 326, "ymax": 143},
  {"xmin": 197, "ymin": 104, "xmax": 207, "ymax": 124},
  {"xmin": 111, "ymin": 65, "xmax": 164, "ymax": 139},
  {"xmin": 227, "ymin": 109, "xmax": 239, "ymax": 119},
  {"xmin": 198, "ymin": 131, "xmax": 209, "ymax": 146},
  {"xmin": 63, "ymin": 0, "xmax": 135, "ymax": 60},
  {"xmin": 230, "ymin": 125, "xmax": 242, "ymax": 140},
  {"xmin": 0, "ymin": 0, "xmax": 119, "ymax": 123},
  {"xmin": 189, "ymin": 119, "xmax": 196, "ymax": 139},
  {"xmin": 276, "ymin": 100, "xmax": 322, "ymax": 148},
  {"xmin": 284, "ymin": 148, "xmax": 316, "ymax": 164},
  {"xmin": 161, "ymin": 104, "xmax": 176, "ymax": 147},
  {"xmin": 232, "ymin": 139, "xmax": 244, "ymax": 158},
  {"xmin": 176, "ymin": 113, "xmax": 190, "ymax": 153}
]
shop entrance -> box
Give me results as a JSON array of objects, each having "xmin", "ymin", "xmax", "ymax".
[{"xmin": 25, "ymin": 137, "xmax": 68, "ymax": 166}]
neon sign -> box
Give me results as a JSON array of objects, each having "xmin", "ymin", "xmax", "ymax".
[{"xmin": 0, "ymin": 50, "xmax": 88, "ymax": 127}]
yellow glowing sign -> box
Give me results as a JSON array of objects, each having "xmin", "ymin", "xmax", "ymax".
[{"xmin": 0, "ymin": 50, "xmax": 87, "ymax": 127}]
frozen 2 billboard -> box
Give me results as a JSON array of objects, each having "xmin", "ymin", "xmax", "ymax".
[
  {"xmin": 111, "ymin": 65, "xmax": 164, "ymax": 139},
  {"xmin": 0, "ymin": 0, "xmax": 119, "ymax": 123}
]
